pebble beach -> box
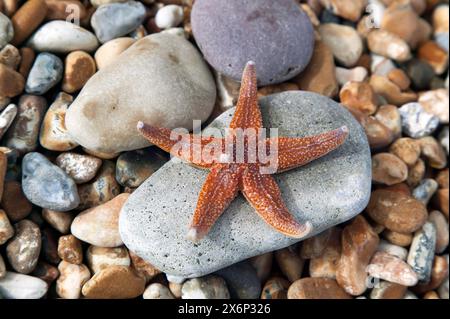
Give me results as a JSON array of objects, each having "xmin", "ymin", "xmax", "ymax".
[{"xmin": 0, "ymin": 0, "xmax": 449, "ymax": 300}]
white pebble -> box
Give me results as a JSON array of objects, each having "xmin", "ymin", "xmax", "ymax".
[{"xmin": 155, "ymin": 5, "xmax": 184, "ymax": 29}]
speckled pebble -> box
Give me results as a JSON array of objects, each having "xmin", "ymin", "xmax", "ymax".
[
  {"xmin": 407, "ymin": 222, "xmax": 436, "ymax": 283},
  {"xmin": 399, "ymin": 102, "xmax": 440, "ymax": 138},
  {"xmin": 6, "ymin": 220, "xmax": 41, "ymax": 274},
  {"xmin": 22, "ymin": 152, "xmax": 80, "ymax": 211},
  {"xmin": 56, "ymin": 152, "xmax": 102, "ymax": 184}
]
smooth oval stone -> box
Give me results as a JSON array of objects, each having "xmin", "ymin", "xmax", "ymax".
[
  {"xmin": 25, "ymin": 53, "xmax": 63, "ymax": 95},
  {"xmin": 0, "ymin": 272, "xmax": 48, "ymax": 299},
  {"xmin": 27, "ymin": 21, "xmax": 99, "ymax": 53},
  {"xmin": 66, "ymin": 33, "xmax": 216, "ymax": 153},
  {"xmin": 22, "ymin": 152, "xmax": 80, "ymax": 211},
  {"xmin": 90, "ymin": 1, "xmax": 146, "ymax": 43},
  {"xmin": 191, "ymin": 0, "xmax": 314, "ymax": 86},
  {"xmin": 119, "ymin": 91, "xmax": 372, "ymax": 278}
]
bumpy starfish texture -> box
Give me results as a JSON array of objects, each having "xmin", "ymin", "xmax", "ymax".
[{"xmin": 137, "ymin": 61, "xmax": 349, "ymax": 243}]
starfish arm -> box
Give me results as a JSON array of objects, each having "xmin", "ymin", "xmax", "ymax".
[
  {"xmin": 187, "ymin": 165, "xmax": 240, "ymax": 242},
  {"xmin": 241, "ymin": 165, "xmax": 312, "ymax": 239},
  {"xmin": 137, "ymin": 122, "xmax": 223, "ymax": 169},
  {"xmin": 271, "ymin": 126, "xmax": 349, "ymax": 173},
  {"xmin": 229, "ymin": 61, "xmax": 263, "ymax": 130}
]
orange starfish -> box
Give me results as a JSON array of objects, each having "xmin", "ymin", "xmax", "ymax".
[{"xmin": 137, "ymin": 61, "xmax": 349, "ymax": 243}]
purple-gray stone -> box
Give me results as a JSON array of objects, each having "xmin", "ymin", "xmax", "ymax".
[{"xmin": 191, "ymin": 0, "xmax": 314, "ymax": 86}]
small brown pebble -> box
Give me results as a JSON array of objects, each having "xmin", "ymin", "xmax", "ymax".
[
  {"xmin": 58, "ymin": 234, "xmax": 83, "ymax": 265},
  {"xmin": 413, "ymin": 255, "xmax": 448, "ymax": 294},
  {"xmin": 367, "ymin": 30, "xmax": 411, "ymax": 62},
  {"xmin": 31, "ymin": 261, "xmax": 59, "ymax": 285},
  {"xmin": 275, "ymin": 246, "xmax": 304, "ymax": 283},
  {"xmin": 293, "ymin": 40, "xmax": 338, "ymax": 98},
  {"xmin": 384, "ymin": 182, "xmax": 411, "ymax": 196},
  {"xmin": 407, "ymin": 158, "xmax": 426, "ymax": 187},
  {"xmin": 18, "ymin": 47, "xmax": 35, "ymax": 79},
  {"xmin": 5, "ymin": 94, "xmax": 47, "ymax": 154},
  {"xmin": 0, "ymin": 63, "xmax": 25, "ymax": 97},
  {"xmin": 381, "ymin": 1, "xmax": 420, "ymax": 46},
  {"xmin": 367, "ymin": 189, "xmax": 428, "ymax": 233},
  {"xmin": 81, "ymin": 265, "xmax": 145, "ymax": 299},
  {"xmin": 382, "ymin": 230, "xmax": 413, "ymax": 247},
  {"xmin": 364, "ymin": 116, "xmax": 395, "ymax": 150},
  {"xmin": 339, "ymin": 81, "xmax": 378, "ymax": 115},
  {"xmin": 261, "ymin": 277, "xmax": 290, "ymax": 299},
  {"xmin": 300, "ymin": 228, "xmax": 332, "ymax": 259},
  {"xmin": 0, "ymin": 44, "xmax": 21, "ymax": 69},
  {"xmin": 436, "ymin": 169, "xmax": 449, "ymax": 189},
  {"xmin": 44, "ymin": 0, "xmax": 87, "ymax": 21},
  {"xmin": 370, "ymin": 281, "xmax": 407, "ymax": 299},
  {"xmin": 375, "ymin": 104, "xmax": 402, "ymax": 138},
  {"xmin": 428, "ymin": 210, "xmax": 449, "ymax": 253},
  {"xmin": 433, "ymin": 189, "xmax": 449, "ymax": 219},
  {"xmin": 372, "ymin": 153, "xmax": 408, "ymax": 185},
  {"xmin": 387, "ymin": 68, "xmax": 411, "ymax": 91},
  {"xmin": 41, "ymin": 227, "xmax": 60, "ymax": 265},
  {"xmin": 62, "ymin": 51, "xmax": 96, "ymax": 93},
  {"xmin": 309, "ymin": 227, "xmax": 342, "ymax": 279},
  {"xmin": 319, "ymin": 0, "xmax": 366, "ymax": 22},
  {"xmin": 418, "ymin": 136, "xmax": 447, "ymax": 169},
  {"xmin": 129, "ymin": 250, "xmax": 161, "ymax": 282},
  {"xmin": 288, "ymin": 277, "xmax": 351, "ymax": 299},
  {"xmin": 0, "ymin": 180, "xmax": 32, "ymax": 222},
  {"xmin": 418, "ymin": 40, "xmax": 449, "ymax": 75},
  {"xmin": 10, "ymin": 0, "xmax": 48, "ymax": 46},
  {"xmin": 370, "ymin": 75, "xmax": 417, "ymax": 106},
  {"xmin": 86, "ymin": 246, "xmax": 130, "ymax": 274},
  {"xmin": 389, "ymin": 137, "xmax": 421, "ymax": 166},
  {"xmin": 367, "ymin": 251, "xmax": 418, "ymax": 286},
  {"xmin": 336, "ymin": 215, "xmax": 379, "ymax": 296},
  {"xmin": 6, "ymin": 219, "xmax": 41, "ymax": 274},
  {"xmin": 41, "ymin": 209, "xmax": 74, "ymax": 234},
  {"xmin": 39, "ymin": 92, "xmax": 78, "ymax": 151}
]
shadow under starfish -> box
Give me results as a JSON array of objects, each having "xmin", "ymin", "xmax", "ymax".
[{"xmin": 137, "ymin": 61, "xmax": 349, "ymax": 243}]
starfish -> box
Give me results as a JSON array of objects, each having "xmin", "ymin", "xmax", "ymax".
[{"xmin": 137, "ymin": 61, "xmax": 349, "ymax": 243}]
